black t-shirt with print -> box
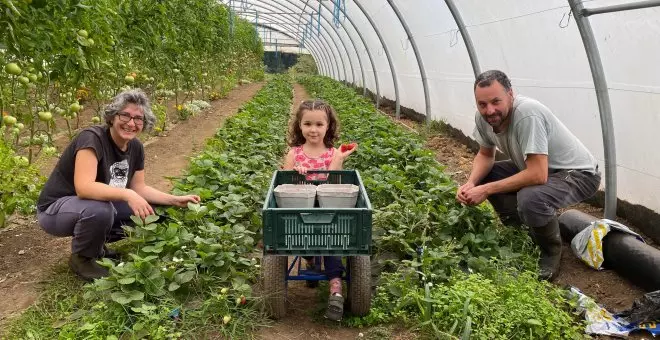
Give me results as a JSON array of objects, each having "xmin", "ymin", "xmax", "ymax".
[{"xmin": 37, "ymin": 125, "xmax": 144, "ymax": 212}]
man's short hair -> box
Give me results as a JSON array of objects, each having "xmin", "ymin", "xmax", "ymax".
[{"xmin": 474, "ymin": 70, "xmax": 512, "ymax": 92}]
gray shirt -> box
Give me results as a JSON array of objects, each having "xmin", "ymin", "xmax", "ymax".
[{"xmin": 472, "ymin": 95, "xmax": 597, "ymax": 172}]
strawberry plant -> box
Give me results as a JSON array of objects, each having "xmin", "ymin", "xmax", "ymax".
[
  {"xmin": 4, "ymin": 76, "xmax": 292, "ymax": 338},
  {"xmin": 298, "ymin": 75, "xmax": 584, "ymax": 338}
]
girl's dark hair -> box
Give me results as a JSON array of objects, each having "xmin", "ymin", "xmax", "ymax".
[{"xmin": 287, "ymin": 99, "xmax": 339, "ymax": 148}]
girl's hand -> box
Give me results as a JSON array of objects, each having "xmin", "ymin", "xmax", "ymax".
[
  {"xmin": 293, "ymin": 165, "xmax": 309, "ymax": 174},
  {"xmin": 170, "ymin": 194, "xmax": 201, "ymax": 207}
]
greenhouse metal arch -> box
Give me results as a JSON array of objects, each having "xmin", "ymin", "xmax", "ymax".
[{"xmin": 227, "ymin": 0, "xmax": 660, "ymax": 228}]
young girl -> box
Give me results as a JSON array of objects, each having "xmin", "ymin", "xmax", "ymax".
[{"xmin": 281, "ymin": 99, "xmax": 357, "ymax": 321}]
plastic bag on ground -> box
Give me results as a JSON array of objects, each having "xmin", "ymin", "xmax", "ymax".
[{"xmin": 570, "ymin": 219, "xmax": 644, "ymax": 270}]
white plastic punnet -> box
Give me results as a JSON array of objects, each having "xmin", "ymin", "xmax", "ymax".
[
  {"xmin": 273, "ymin": 184, "xmax": 317, "ymax": 208},
  {"xmin": 316, "ymin": 184, "xmax": 359, "ymax": 208}
]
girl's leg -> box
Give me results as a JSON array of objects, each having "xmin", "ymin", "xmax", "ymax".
[
  {"xmin": 323, "ymin": 256, "xmax": 345, "ymax": 321},
  {"xmin": 323, "ymin": 256, "xmax": 344, "ymax": 295}
]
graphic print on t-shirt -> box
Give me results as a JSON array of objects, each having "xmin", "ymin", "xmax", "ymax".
[{"xmin": 109, "ymin": 159, "xmax": 129, "ymax": 188}]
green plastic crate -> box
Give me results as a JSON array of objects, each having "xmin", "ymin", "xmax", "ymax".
[{"xmin": 262, "ymin": 170, "xmax": 373, "ymax": 256}]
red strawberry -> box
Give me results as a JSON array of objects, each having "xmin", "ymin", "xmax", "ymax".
[{"xmin": 340, "ymin": 142, "xmax": 357, "ymax": 152}]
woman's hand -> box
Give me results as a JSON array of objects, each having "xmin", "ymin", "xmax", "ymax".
[
  {"xmin": 126, "ymin": 189, "xmax": 155, "ymax": 220},
  {"xmin": 170, "ymin": 194, "xmax": 201, "ymax": 207}
]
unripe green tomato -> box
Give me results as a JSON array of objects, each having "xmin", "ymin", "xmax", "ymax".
[
  {"xmin": 69, "ymin": 102, "xmax": 82, "ymax": 113},
  {"xmin": 18, "ymin": 76, "xmax": 30, "ymax": 85},
  {"xmin": 91, "ymin": 116, "xmax": 101, "ymax": 124},
  {"xmin": 77, "ymin": 29, "xmax": 88, "ymax": 38},
  {"xmin": 38, "ymin": 111, "xmax": 53, "ymax": 122},
  {"xmin": 11, "ymin": 127, "xmax": 20, "ymax": 135},
  {"xmin": 5, "ymin": 63, "xmax": 21, "ymax": 75},
  {"xmin": 87, "ymin": 38, "xmax": 94, "ymax": 46},
  {"xmin": 124, "ymin": 76, "xmax": 135, "ymax": 84},
  {"xmin": 16, "ymin": 122, "xmax": 24, "ymax": 130},
  {"xmin": 27, "ymin": 73, "xmax": 38, "ymax": 82},
  {"xmin": 3, "ymin": 115, "xmax": 17, "ymax": 125}
]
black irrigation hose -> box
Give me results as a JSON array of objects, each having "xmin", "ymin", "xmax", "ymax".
[{"xmin": 558, "ymin": 209, "xmax": 660, "ymax": 291}]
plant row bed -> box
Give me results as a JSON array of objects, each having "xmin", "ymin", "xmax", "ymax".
[
  {"xmin": 298, "ymin": 75, "xmax": 585, "ymax": 339},
  {"xmin": 5, "ymin": 76, "xmax": 292, "ymax": 339}
]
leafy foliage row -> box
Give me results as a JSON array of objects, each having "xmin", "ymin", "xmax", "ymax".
[
  {"xmin": 298, "ymin": 75, "xmax": 585, "ymax": 339},
  {"xmin": 4, "ymin": 76, "xmax": 293, "ymax": 339}
]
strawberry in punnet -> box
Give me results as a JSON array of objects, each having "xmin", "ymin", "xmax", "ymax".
[{"xmin": 339, "ymin": 142, "xmax": 357, "ymax": 153}]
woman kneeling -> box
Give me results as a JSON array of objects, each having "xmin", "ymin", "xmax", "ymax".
[{"xmin": 36, "ymin": 89, "xmax": 200, "ymax": 281}]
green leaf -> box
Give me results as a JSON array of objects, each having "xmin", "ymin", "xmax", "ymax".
[
  {"xmin": 94, "ymin": 279, "xmax": 116, "ymax": 290},
  {"xmin": 144, "ymin": 215, "xmax": 159, "ymax": 224},
  {"xmin": 141, "ymin": 223, "xmax": 157, "ymax": 231},
  {"xmin": 175, "ymin": 270, "xmax": 196, "ymax": 284},
  {"xmin": 168, "ymin": 282, "xmax": 180, "ymax": 291},
  {"xmin": 117, "ymin": 277, "xmax": 136, "ymax": 285},
  {"xmin": 130, "ymin": 215, "xmax": 144, "ymax": 226},
  {"xmin": 526, "ymin": 319, "xmax": 542, "ymax": 326},
  {"xmin": 110, "ymin": 290, "xmax": 144, "ymax": 305}
]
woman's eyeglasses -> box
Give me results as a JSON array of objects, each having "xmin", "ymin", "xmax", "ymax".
[{"xmin": 116, "ymin": 112, "xmax": 145, "ymax": 126}]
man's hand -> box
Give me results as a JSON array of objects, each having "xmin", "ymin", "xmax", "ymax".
[
  {"xmin": 456, "ymin": 182, "xmax": 475, "ymax": 205},
  {"xmin": 126, "ymin": 189, "xmax": 155, "ymax": 220},
  {"xmin": 170, "ymin": 194, "xmax": 201, "ymax": 208},
  {"xmin": 463, "ymin": 185, "xmax": 490, "ymax": 206}
]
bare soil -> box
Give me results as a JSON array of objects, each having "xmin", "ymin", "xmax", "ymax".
[{"xmin": 0, "ymin": 82, "xmax": 264, "ymax": 326}]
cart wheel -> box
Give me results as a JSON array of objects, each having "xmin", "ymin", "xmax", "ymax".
[
  {"xmin": 347, "ymin": 256, "xmax": 371, "ymax": 316},
  {"xmin": 262, "ymin": 255, "xmax": 288, "ymax": 319}
]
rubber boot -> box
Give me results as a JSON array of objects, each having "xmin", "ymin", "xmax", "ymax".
[
  {"xmin": 69, "ymin": 253, "xmax": 109, "ymax": 281},
  {"xmin": 529, "ymin": 216, "xmax": 562, "ymax": 281},
  {"xmin": 102, "ymin": 245, "xmax": 121, "ymax": 260}
]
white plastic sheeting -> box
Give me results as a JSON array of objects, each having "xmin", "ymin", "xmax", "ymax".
[{"xmin": 227, "ymin": 0, "xmax": 660, "ymax": 215}]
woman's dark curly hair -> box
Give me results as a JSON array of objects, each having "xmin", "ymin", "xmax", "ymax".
[{"xmin": 287, "ymin": 99, "xmax": 339, "ymax": 148}]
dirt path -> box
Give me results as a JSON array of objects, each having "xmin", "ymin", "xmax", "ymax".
[
  {"xmin": 255, "ymin": 84, "xmax": 364, "ymax": 340},
  {"xmin": 0, "ymin": 82, "xmax": 264, "ymax": 325}
]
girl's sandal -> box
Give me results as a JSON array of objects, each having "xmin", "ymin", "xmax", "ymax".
[{"xmin": 324, "ymin": 294, "xmax": 344, "ymax": 321}]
